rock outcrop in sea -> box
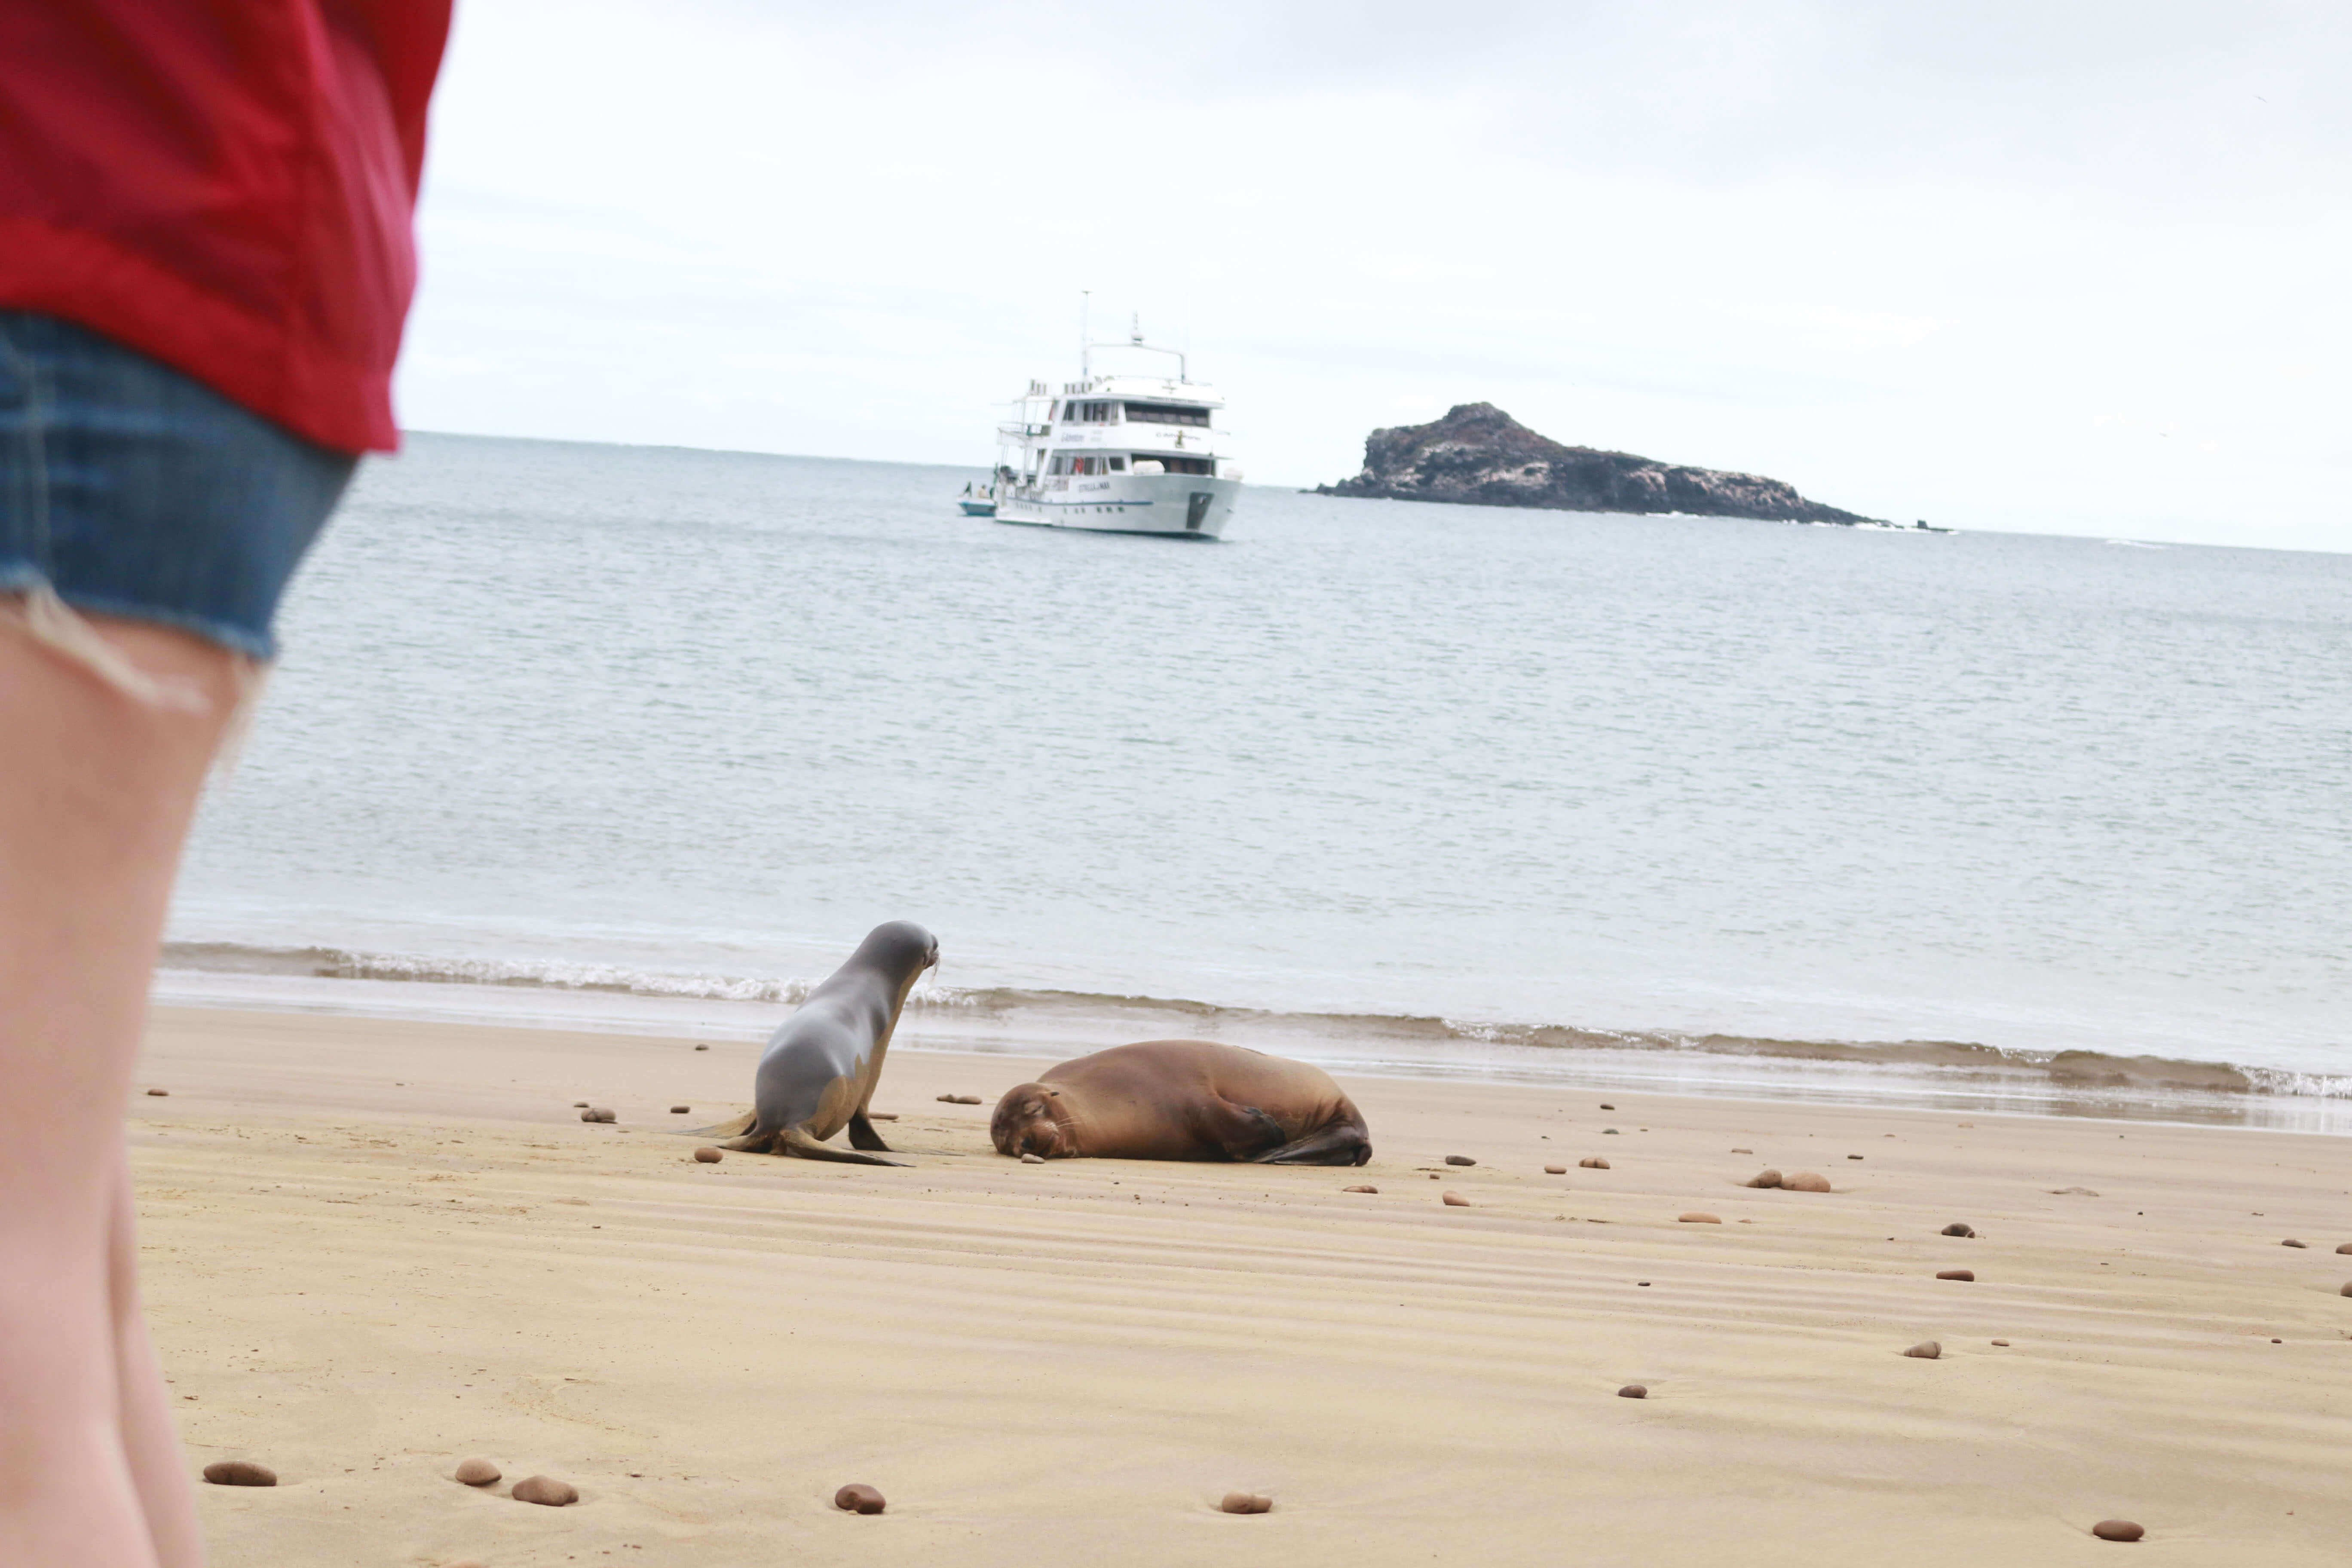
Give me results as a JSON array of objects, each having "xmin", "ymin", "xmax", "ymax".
[{"xmin": 1317, "ymin": 403, "xmax": 1882, "ymax": 526}]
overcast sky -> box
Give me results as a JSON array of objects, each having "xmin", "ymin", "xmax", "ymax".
[{"xmin": 395, "ymin": 0, "xmax": 2351, "ymax": 551}]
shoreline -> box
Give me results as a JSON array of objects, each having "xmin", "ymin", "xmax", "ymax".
[
  {"xmin": 138, "ymin": 1004, "xmax": 2352, "ymax": 1566},
  {"xmin": 150, "ymin": 968, "xmax": 2352, "ymax": 1137}
]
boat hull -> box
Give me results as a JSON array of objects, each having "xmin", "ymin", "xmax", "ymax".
[{"xmin": 993, "ymin": 474, "xmax": 1240, "ymax": 539}]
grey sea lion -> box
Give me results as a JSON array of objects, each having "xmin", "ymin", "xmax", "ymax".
[
  {"xmin": 990, "ymin": 1040, "xmax": 1371, "ymax": 1165},
  {"xmin": 698, "ymin": 921, "xmax": 938, "ymax": 1164}
]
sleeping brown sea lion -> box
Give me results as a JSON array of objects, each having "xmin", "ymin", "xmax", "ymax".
[{"xmin": 990, "ymin": 1040, "xmax": 1372, "ymax": 1165}]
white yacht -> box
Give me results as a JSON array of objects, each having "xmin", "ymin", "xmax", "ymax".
[{"xmin": 971, "ymin": 317, "xmax": 1241, "ymax": 539}]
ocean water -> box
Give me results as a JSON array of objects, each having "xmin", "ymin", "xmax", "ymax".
[{"xmin": 165, "ymin": 434, "xmax": 2351, "ymax": 1120}]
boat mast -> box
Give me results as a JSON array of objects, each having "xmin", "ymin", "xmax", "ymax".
[{"xmin": 1080, "ymin": 290, "xmax": 1090, "ymax": 382}]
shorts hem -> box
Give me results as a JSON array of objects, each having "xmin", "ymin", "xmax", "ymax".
[{"xmin": 0, "ymin": 567, "xmax": 276, "ymax": 662}]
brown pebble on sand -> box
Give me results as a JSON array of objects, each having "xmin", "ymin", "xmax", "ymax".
[
  {"xmin": 2051, "ymin": 1186, "xmax": 2099, "ymax": 1196},
  {"xmin": 1679, "ymin": 1212, "xmax": 1722, "ymax": 1224},
  {"xmin": 1602, "ymin": 1127, "xmax": 1620, "ymax": 1134},
  {"xmin": 1544, "ymin": 1164, "xmax": 1568, "ymax": 1175},
  {"xmin": 1936, "ymin": 1269, "xmax": 1975, "ymax": 1282},
  {"xmin": 670, "ymin": 1105, "xmax": 691, "ymax": 1114},
  {"xmin": 202, "ymin": 1460, "xmax": 276, "ymax": 1487},
  {"xmin": 1991, "ymin": 1339, "xmax": 2009, "ymax": 1346},
  {"xmin": 1730, "ymin": 1147, "xmax": 1752, "ymax": 1154},
  {"xmin": 2281, "ymin": 1239, "xmax": 2306, "ymax": 1248},
  {"xmin": 868, "ymin": 1112, "xmax": 897, "ymax": 1120},
  {"xmin": 2091, "ymin": 1520, "xmax": 2145, "ymax": 1542},
  {"xmin": 2340, "ymin": 1282, "xmax": 2352, "ymax": 1297},
  {"xmin": 1580, "ymin": 1157, "xmax": 1611, "ymax": 1170},
  {"xmin": 834, "ymin": 1483, "xmax": 886, "ymax": 1515},
  {"xmin": 1444, "ymin": 1154, "xmax": 1476, "ymax": 1166},
  {"xmin": 1599, "ymin": 1103, "xmax": 1615, "ymax": 1110},
  {"xmin": 694, "ymin": 1043, "xmax": 709, "ymax": 1050},
  {"xmin": 573, "ymin": 1101, "xmax": 588, "ymax": 1108},
  {"xmin": 1442, "ymin": 1192, "xmax": 1471, "ymax": 1207},
  {"xmin": 693, "ymin": 1147, "xmax": 723, "ymax": 1163},
  {"xmin": 1782, "ymin": 1172, "xmax": 1832, "ymax": 1193},
  {"xmin": 1943, "ymin": 1223, "xmax": 1975, "ymax": 1237},
  {"xmin": 510, "ymin": 1475, "xmax": 578, "ymax": 1507},
  {"xmin": 1343, "ymin": 1184, "xmax": 1377, "ymax": 1193},
  {"xmin": 580, "ymin": 1108, "xmax": 615, "ymax": 1123},
  {"xmin": 1220, "ymin": 1492, "xmax": 1273, "ymax": 1515},
  {"xmin": 938, "ymin": 1093, "xmax": 983, "ymax": 1105},
  {"xmin": 145, "ymin": 1088, "xmax": 168, "ymax": 1097},
  {"xmin": 453, "ymin": 1458, "xmax": 500, "ymax": 1486},
  {"xmin": 1616, "ymin": 1383, "xmax": 1647, "ymax": 1398},
  {"xmin": 1746, "ymin": 1170, "xmax": 1782, "ymax": 1189},
  {"xmin": 1902, "ymin": 1341, "xmax": 1941, "ymax": 1359}
]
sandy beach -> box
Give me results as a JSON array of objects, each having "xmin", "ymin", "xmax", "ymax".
[{"xmin": 136, "ymin": 1006, "xmax": 2352, "ymax": 1566}]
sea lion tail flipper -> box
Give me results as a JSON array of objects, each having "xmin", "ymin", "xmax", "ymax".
[
  {"xmin": 687, "ymin": 1110, "xmax": 760, "ymax": 1140},
  {"xmin": 1253, "ymin": 1121, "xmax": 1374, "ymax": 1166},
  {"xmin": 1200, "ymin": 1100, "xmax": 1291, "ymax": 1162},
  {"xmin": 780, "ymin": 1127, "xmax": 909, "ymax": 1167},
  {"xmin": 846, "ymin": 1111, "xmax": 894, "ymax": 1153}
]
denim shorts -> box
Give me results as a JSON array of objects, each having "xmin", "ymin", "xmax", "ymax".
[{"xmin": 0, "ymin": 310, "xmax": 356, "ymax": 660}]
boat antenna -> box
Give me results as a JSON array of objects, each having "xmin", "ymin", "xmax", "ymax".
[{"xmin": 1080, "ymin": 290, "xmax": 1090, "ymax": 381}]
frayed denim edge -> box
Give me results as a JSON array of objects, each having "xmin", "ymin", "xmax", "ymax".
[{"xmin": 1, "ymin": 576, "xmax": 271, "ymax": 768}]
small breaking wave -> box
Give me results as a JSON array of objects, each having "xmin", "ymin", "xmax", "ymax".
[{"xmin": 155, "ymin": 939, "xmax": 2343, "ymax": 1101}]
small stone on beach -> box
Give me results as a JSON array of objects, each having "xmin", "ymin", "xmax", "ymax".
[
  {"xmin": 1580, "ymin": 1157, "xmax": 1610, "ymax": 1170},
  {"xmin": 1617, "ymin": 1383, "xmax": 1647, "ymax": 1398},
  {"xmin": 1544, "ymin": 1164, "xmax": 1567, "ymax": 1175},
  {"xmin": 693, "ymin": 1147, "xmax": 723, "ymax": 1163},
  {"xmin": 1602, "ymin": 1127, "xmax": 1620, "ymax": 1135},
  {"xmin": 1943, "ymin": 1223, "xmax": 1975, "ymax": 1237},
  {"xmin": 2339, "ymin": 1243, "xmax": 2352, "ymax": 1254},
  {"xmin": 1746, "ymin": 1170, "xmax": 1782, "ymax": 1188},
  {"xmin": 2281, "ymin": 1239, "xmax": 2306, "ymax": 1248},
  {"xmin": 1781, "ymin": 1172, "xmax": 1831, "ymax": 1193},
  {"xmin": 1444, "ymin": 1155, "xmax": 1476, "ymax": 1166},
  {"xmin": 1730, "ymin": 1147, "xmax": 1752, "ymax": 1154},
  {"xmin": 146, "ymin": 1088, "xmax": 168, "ymax": 1096},
  {"xmin": 1343, "ymin": 1184, "xmax": 1377, "ymax": 1193},
  {"xmin": 511, "ymin": 1475, "xmax": 578, "ymax": 1507},
  {"xmin": 1902, "ymin": 1341, "xmax": 1941, "ymax": 1359},
  {"xmin": 834, "ymin": 1483, "xmax": 886, "ymax": 1514},
  {"xmin": 453, "ymin": 1458, "xmax": 500, "ymax": 1486},
  {"xmin": 670, "ymin": 1105, "xmax": 690, "ymax": 1114},
  {"xmin": 695, "ymin": 1043, "xmax": 709, "ymax": 1050},
  {"xmin": 1220, "ymin": 1491, "xmax": 1273, "ymax": 1514},
  {"xmin": 2052, "ymin": 1186, "xmax": 2099, "ymax": 1196},
  {"xmin": 1679, "ymin": 1212, "xmax": 1721, "ymax": 1224},
  {"xmin": 938, "ymin": 1094, "xmax": 983, "ymax": 1105},
  {"xmin": 1442, "ymin": 1192, "xmax": 1470, "ymax": 1206},
  {"xmin": 1991, "ymin": 1339, "xmax": 2009, "ymax": 1346},
  {"xmin": 2091, "ymin": 1519, "xmax": 2144, "ymax": 1542},
  {"xmin": 2340, "ymin": 1282, "xmax": 2352, "ymax": 1297},
  {"xmin": 1936, "ymin": 1269, "xmax": 1975, "ymax": 1282},
  {"xmin": 580, "ymin": 1108, "xmax": 615, "ymax": 1123},
  {"xmin": 1599, "ymin": 1103, "xmax": 1615, "ymax": 1110},
  {"xmin": 202, "ymin": 1461, "xmax": 276, "ymax": 1487},
  {"xmin": 573, "ymin": 1101, "xmax": 588, "ymax": 1108},
  {"xmin": 1020, "ymin": 1152, "xmax": 1044, "ymax": 1164}
]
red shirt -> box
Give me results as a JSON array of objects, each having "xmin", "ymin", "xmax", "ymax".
[{"xmin": 0, "ymin": 3, "xmax": 453, "ymax": 454}]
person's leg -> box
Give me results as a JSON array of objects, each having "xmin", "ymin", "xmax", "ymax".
[
  {"xmin": 110, "ymin": 1146, "xmax": 205, "ymax": 1568},
  {"xmin": 0, "ymin": 610, "xmax": 241, "ymax": 1568}
]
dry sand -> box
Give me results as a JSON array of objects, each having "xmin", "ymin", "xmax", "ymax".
[{"xmin": 135, "ymin": 1007, "xmax": 2352, "ymax": 1566}]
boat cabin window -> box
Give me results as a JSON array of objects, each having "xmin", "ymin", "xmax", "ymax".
[
  {"xmin": 1108, "ymin": 456, "xmax": 1127, "ymax": 472},
  {"xmin": 1062, "ymin": 400, "xmax": 1118, "ymax": 424},
  {"xmin": 1123, "ymin": 401, "xmax": 1211, "ymax": 427},
  {"xmin": 1047, "ymin": 453, "xmax": 1116, "ymax": 475},
  {"xmin": 1133, "ymin": 454, "xmax": 1214, "ymax": 475}
]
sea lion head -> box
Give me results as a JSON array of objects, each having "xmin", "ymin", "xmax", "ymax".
[
  {"xmin": 856, "ymin": 920, "xmax": 940, "ymax": 980},
  {"xmin": 990, "ymin": 1082, "xmax": 1075, "ymax": 1159}
]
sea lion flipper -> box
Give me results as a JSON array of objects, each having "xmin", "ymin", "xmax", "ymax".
[
  {"xmin": 686, "ymin": 1110, "xmax": 759, "ymax": 1140},
  {"xmin": 780, "ymin": 1127, "xmax": 909, "ymax": 1167},
  {"xmin": 846, "ymin": 1112, "xmax": 894, "ymax": 1153},
  {"xmin": 1253, "ymin": 1121, "xmax": 1374, "ymax": 1166},
  {"xmin": 1197, "ymin": 1099, "xmax": 1290, "ymax": 1161}
]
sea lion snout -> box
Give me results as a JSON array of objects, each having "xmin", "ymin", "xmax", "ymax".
[{"xmin": 989, "ymin": 1082, "xmax": 1070, "ymax": 1159}]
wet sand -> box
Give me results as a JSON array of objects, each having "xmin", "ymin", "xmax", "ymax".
[{"xmin": 137, "ymin": 1006, "xmax": 2352, "ymax": 1565}]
